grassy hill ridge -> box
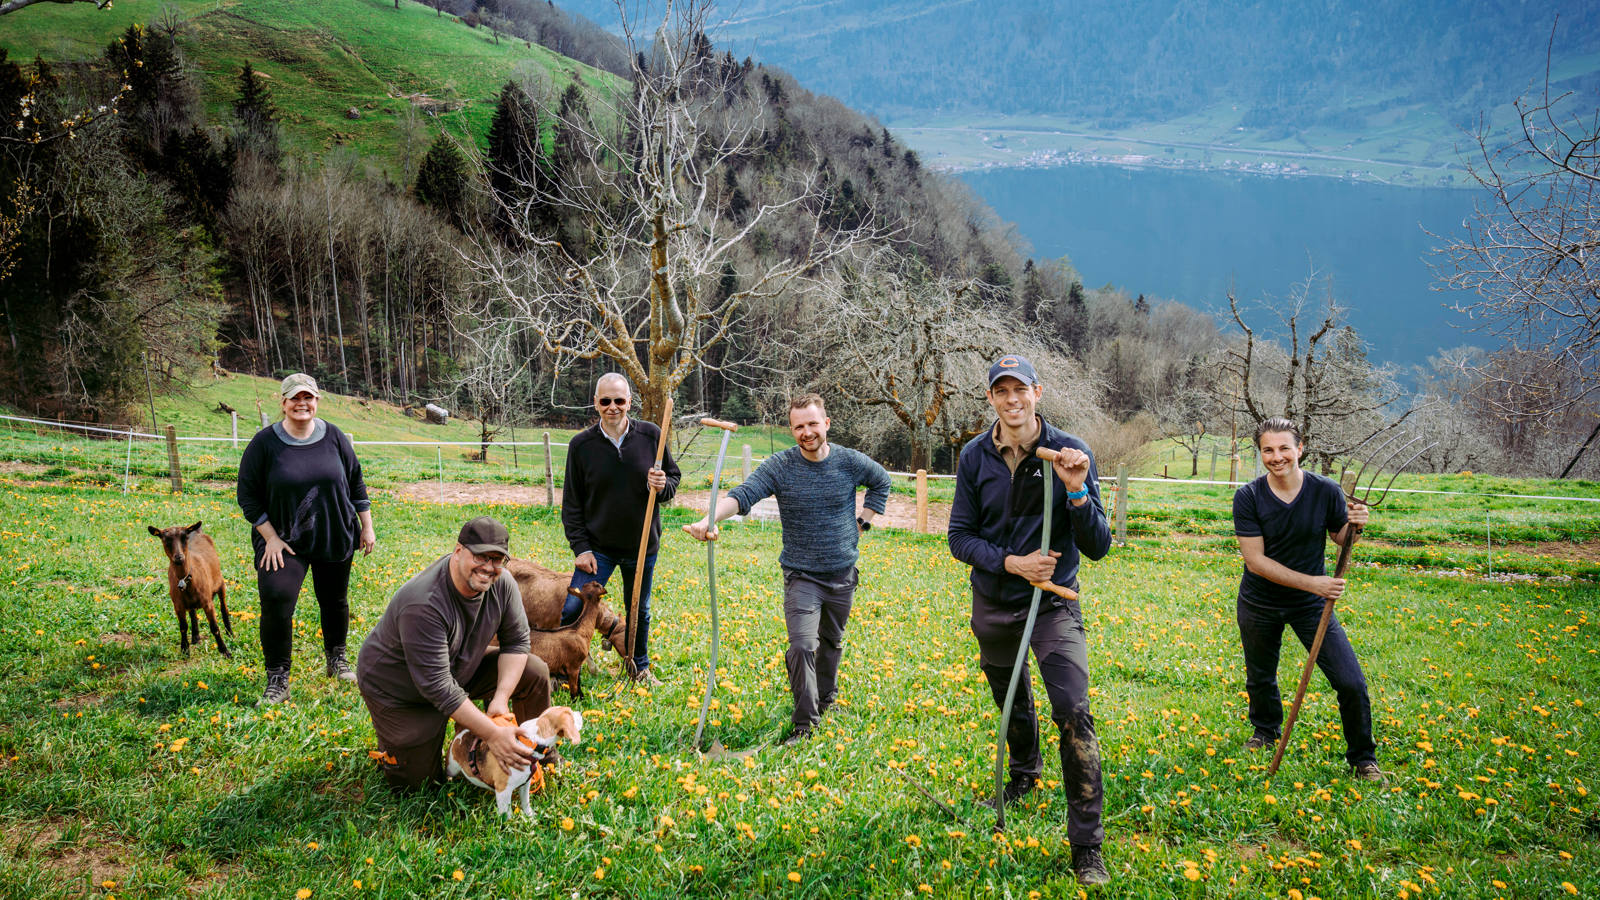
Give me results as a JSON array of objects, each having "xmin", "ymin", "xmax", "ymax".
[{"xmin": 1, "ymin": 0, "xmax": 616, "ymax": 168}]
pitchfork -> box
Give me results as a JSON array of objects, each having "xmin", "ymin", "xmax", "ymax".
[{"xmin": 1266, "ymin": 432, "xmax": 1433, "ymax": 778}]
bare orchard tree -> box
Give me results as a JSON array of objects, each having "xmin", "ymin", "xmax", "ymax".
[
  {"xmin": 463, "ymin": 0, "xmax": 883, "ymax": 422},
  {"xmin": 442, "ymin": 291, "xmax": 531, "ymax": 462},
  {"xmin": 1149, "ymin": 378, "xmax": 1223, "ymax": 477},
  {"xmin": 807, "ymin": 250, "xmax": 1003, "ymax": 471},
  {"xmin": 1433, "ymin": 39, "xmax": 1600, "ymax": 476},
  {"xmin": 1221, "ymin": 275, "xmax": 1409, "ymax": 471}
]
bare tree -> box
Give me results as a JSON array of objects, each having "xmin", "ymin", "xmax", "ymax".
[
  {"xmin": 1433, "ymin": 30, "xmax": 1600, "ymax": 476},
  {"xmin": 808, "ymin": 250, "xmax": 1002, "ymax": 471},
  {"xmin": 462, "ymin": 0, "xmax": 884, "ymax": 421},
  {"xmin": 1221, "ymin": 274, "xmax": 1408, "ymax": 470}
]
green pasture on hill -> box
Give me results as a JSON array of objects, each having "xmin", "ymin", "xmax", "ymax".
[
  {"xmin": 0, "ymin": 0, "xmax": 619, "ymax": 169},
  {"xmin": 0, "ymin": 477, "xmax": 1595, "ymax": 898}
]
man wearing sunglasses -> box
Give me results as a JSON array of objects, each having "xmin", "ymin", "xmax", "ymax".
[
  {"xmin": 561, "ymin": 373, "xmax": 682, "ymax": 684},
  {"xmin": 356, "ymin": 516, "xmax": 553, "ymax": 793}
]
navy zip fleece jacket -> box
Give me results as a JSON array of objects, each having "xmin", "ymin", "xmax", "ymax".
[{"xmin": 947, "ymin": 417, "xmax": 1112, "ymax": 607}]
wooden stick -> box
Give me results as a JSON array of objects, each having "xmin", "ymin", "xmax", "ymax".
[
  {"xmin": 1267, "ymin": 472, "xmax": 1362, "ymax": 777},
  {"xmin": 699, "ymin": 417, "xmax": 739, "ymax": 431},
  {"xmin": 626, "ymin": 397, "xmax": 673, "ymax": 678},
  {"xmin": 1029, "ymin": 580, "xmax": 1079, "ymax": 601},
  {"xmin": 1035, "ymin": 446, "xmax": 1060, "ymax": 462}
]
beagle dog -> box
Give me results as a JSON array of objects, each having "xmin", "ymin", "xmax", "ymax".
[{"xmin": 445, "ymin": 706, "xmax": 583, "ymax": 817}]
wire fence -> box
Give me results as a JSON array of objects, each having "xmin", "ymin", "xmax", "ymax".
[{"xmin": 2, "ymin": 413, "xmax": 1597, "ymax": 575}]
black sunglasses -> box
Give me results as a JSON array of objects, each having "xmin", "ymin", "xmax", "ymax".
[{"xmin": 597, "ymin": 397, "xmax": 629, "ymax": 407}]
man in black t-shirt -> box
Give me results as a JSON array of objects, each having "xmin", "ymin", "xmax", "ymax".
[{"xmin": 1232, "ymin": 417, "xmax": 1382, "ymax": 780}]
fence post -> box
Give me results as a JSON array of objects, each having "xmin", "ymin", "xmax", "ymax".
[
  {"xmin": 164, "ymin": 424, "xmax": 182, "ymax": 493},
  {"xmin": 915, "ymin": 469, "xmax": 928, "ymax": 534},
  {"xmin": 1229, "ymin": 453, "xmax": 1239, "ymax": 485},
  {"xmin": 543, "ymin": 432, "xmax": 555, "ymax": 507},
  {"xmin": 230, "ymin": 411, "xmax": 239, "ymax": 450},
  {"xmin": 255, "ymin": 399, "xmax": 268, "ymax": 429},
  {"xmin": 742, "ymin": 444, "xmax": 752, "ymax": 482},
  {"xmin": 1209, "ymin": 447, "xmax": 1218, "ymax": 480},
  {"xmin": 122, "ymin": 427, "xmax": 135, "ymax": 495},
  {"xmin": 437, "ymin": 446, "xmax": 444, "ymax": 503},
  {"xmin": 510, "ymin": 425, "xmax": 519, "ymax": 469},
  {"xmin": 1114, "ymin": 463, "xmax": 1128, "ymax": 544}
]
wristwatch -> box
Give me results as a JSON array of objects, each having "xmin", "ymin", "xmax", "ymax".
[{"xmin": 856, "ymin": 516, "xmax": 872, "ymax": 532}]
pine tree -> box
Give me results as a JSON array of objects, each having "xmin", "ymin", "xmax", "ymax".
[
  {"xmin": 233, "ymin": 61, "xmax": 276, "ymax": 129},
  {"xmin": 415, "ymin": 131, "xmax": 471, "ymax": 231},
  {"xmin": 1062, "ymin": 280, "xmax": 1088, "ymax": 354},
  {"xmin": 485, "ymin": 81, "xmax": 546, "ymax": 242}
]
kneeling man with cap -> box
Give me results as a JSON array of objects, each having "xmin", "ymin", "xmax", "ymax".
[{"xmin": 357, "ymin": 516, "xmax": 552, "ymax": 792}]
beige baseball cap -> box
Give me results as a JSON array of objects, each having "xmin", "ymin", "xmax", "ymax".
[{"xmin": 280, "ymin": 373, "xmax": 322, "ymax": 398}]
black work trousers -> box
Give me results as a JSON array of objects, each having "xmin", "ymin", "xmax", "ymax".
[
  {"xmin": 1236, "ymin": 597, "xmax": 1376, "ymax": 766},
  {"xmin": 972, "ymin": 596, "xmax": 1104, "ymax": 848}
]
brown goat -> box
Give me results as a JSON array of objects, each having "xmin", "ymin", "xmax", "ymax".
[
  {"xmin": 527, "ymin": 581, "xmax": 607, "ymax": 700},
  {"xmin": 506, "ymin": 557, "xmax": 629, "ymax": 668},
  {"xmin": 148, "ymin": 521, "xmax": 232, "ymax": 658}
]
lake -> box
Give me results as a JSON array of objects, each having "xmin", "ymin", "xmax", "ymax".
[{"xmin": 959, "ymin": 165, "xmax": 1485, "ymax": 370}]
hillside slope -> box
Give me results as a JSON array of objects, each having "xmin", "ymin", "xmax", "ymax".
[{"xmin": 1, "ymin": 0, "xmax": 615, "ymax": 168}]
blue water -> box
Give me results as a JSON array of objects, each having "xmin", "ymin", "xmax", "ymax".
[{"xmin": 959, "ymin": 165, "xmax": 1484, "ymax": 369}]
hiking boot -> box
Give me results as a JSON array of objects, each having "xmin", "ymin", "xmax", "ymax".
[
  {"xmin": 633, "ymin": 667, "xmax": 663, "ymax": 687},
  {"xmin": 978, "ymin": 777, "xmax": 1036, "ymax": 809},
  {"xmin": 1243, "ymin": 732, "xmax": 1277, "ymax": 752},
  {"xmin": 1352, "ymin": 762, "xmax": 1387, "ymax": 782},
  {"xmin": 1071, "ymin": 844, "xmax": 1111, "ymax": 886},
  {"xmin": 779, "ymin": 726, "xmax": 812, "ymax": 747},
  {"xmin": 817, "ymin": 697, "xmax": 834, "ymax": 717},
  {"xmin": 325, "ymin": 646, "xmax": 356, "ymax": 682},
  {"xmin": 258, "ymin": 666, "xmax": 290, "ymax": 706}
]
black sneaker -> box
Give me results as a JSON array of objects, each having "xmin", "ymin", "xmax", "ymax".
[
  {"xmin": 258, "ymin": 667, "xmax": 290, "ymax": 706},
  {"xmin": 325, "ymin": 647, "xmax": 356, "ymax": 683},
  {"xmin": 1243, "ymin": 732, "xmax": 1277, "ymax": 752},
  {"xmin": 978, "ymin": 777, "xmax": 1035, "ymax": 809},
  {"xmin": 1352, "ymin": 762, "xmax": 1386, "ymax": 782},
  {"xmin": 779, "ymin": 726, "xmax": 812, "ymax": 747},
  {"xmin": 1071, "ymin": 844, "xmax": 1110, "ymax": 886}
]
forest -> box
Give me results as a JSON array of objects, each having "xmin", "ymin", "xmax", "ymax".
[{"xmin": 0, "ymin": 0, "xmax": 1595, "ymax": 478}]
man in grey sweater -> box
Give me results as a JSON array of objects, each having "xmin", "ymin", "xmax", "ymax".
[
  {"xmin": 357, "ymin": 516, "xmax": 552, "ymax": 792},
  {"xmin": 684, "ymin": 394, "xmax": 891, "ymax": 745}
]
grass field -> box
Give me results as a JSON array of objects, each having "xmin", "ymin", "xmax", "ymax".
[
  {"xmin": 0, "ymin": 465, "xmax": 1595, "ymax": 898},
  {"xmin": 0, "ymin": 0, "xmax": 619, "ymax": 170}
]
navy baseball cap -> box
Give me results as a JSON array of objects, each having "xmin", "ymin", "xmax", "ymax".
[{"xmin": 987, "ymin": 354, "xmax": 1039, "ymax": 388}]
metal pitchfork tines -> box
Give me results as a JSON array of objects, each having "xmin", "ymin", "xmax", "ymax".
[{"xmin": 1266, "ymin": 431, "xmax": 1433, "ymax": 779}]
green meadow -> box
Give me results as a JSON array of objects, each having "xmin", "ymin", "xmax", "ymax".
[
  {"xmin": 0, "ymin": 450, "xmax": 1595, "ymax": 897},
  {"xmin": 0, "ymin": 0, "xmax": 619, "ymax": 168}
]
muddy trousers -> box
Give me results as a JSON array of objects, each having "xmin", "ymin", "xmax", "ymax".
[
  {"xmin": 973, "ymin": 597, "xmax": 1104, "ymax": 848},
  {"xmin": 360, "ymin": 651, "xmax": 552, "ymax": 793}
]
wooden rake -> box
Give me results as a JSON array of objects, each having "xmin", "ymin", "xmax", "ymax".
[{"xmin": 1266, "ymin": 433, "xmax": 1433, "ymax": 777}]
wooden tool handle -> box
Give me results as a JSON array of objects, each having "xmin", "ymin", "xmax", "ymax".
[
  {"xmin": 1035, "ymin": 447, "xmax": 1060, "ymax": 462},
  {"xmin": 699, "ymin": 417, "xmax": 739, "ymax": 432},
  {"xmin": 651, "ymin": 397, "xmax": 674, "ymax": 464},
  {"xmin": 1030, "ymin": 580, "xmax": 1079, "ymax": 601}
]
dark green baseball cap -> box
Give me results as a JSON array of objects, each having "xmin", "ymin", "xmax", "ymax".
[{"xmin": 457, "ymin": 516, "xmax": 510, "ymax": 557}]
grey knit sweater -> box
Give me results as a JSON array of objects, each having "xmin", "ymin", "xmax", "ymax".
[{"xmin": 728, "ymin": 445, "xmax": 891, "ymax": 574}]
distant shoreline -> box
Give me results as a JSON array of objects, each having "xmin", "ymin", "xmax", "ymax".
[{"xmin": 929, "ymin": 154, "xmax": 1470, "ymax": 191}]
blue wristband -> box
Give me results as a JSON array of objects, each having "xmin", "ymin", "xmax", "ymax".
[{"xmin": 1066, "ymin": 486, "xmax": 1089, "ymax": 501}]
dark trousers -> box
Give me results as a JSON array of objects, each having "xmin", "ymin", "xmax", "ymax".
[
  {"xmin": 973, "ymin": 597, "xmax": 1104, "ymax": 849},
  {"xmin": 566, "ymin": 550, "xmax": 657, "ymax": 672},
  {"xmin": 1237, "ymin": 597, "xmax": 1376, "ymax": 766},
  {"xmin": 782, "ymin": 566, "xmax": 857, "ymax": 729},
  {"xmin": 360, "ymin": 651, "xmax": 552, "ymax": 792},
  {"xmin": 256, "ymin": 554, "xmax": 353, "ymax": 671}
]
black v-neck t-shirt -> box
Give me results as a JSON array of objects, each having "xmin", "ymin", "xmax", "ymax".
[{"xmin": 1233, "ymin": 471, "xmax": 1348, "ymax": 608}]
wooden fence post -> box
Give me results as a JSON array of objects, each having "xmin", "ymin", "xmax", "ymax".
[
  {"xmin": 1114, "ymin": 463, "xmax": 1128, "ymax": 544},
  {"xmin": 915, "ymin": 469, "xmax": 928, "ymax": 534},
  {"xmin": 164, "ymin": 424, "xmax": 182, "ymax": 493},
  {"xmin": 1209, "ymin": 447, "xmax": 1218, "ymax": 480},
  {"xmin": 543, "ymin": 432, "xmax": 555, "ymax": 507},
  {"xmin": 230, "ymin": 411, "xmax": 239, "ymax": 450},
  {"xmin": 742, "ymin": 444, "xmax": 752, "ymax": 482}
]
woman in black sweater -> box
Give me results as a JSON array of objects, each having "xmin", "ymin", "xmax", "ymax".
[{"xmin": 237, "ymin": 373, "xmax": 376, "ymax": 705}]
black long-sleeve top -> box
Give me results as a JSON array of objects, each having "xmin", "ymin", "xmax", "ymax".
[
  {"xmin": 237, "ymin": 419, "xmax": 371, "ymax": 563},
  {"xmin": 562, "ymin": 420, "xmax": 681, "ymax": 558}
]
